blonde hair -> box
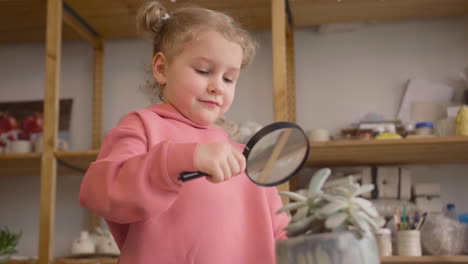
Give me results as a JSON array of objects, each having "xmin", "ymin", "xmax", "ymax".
[{"xmin": 136, "ymin": 1, "xmax": 257, "ymax": 100}]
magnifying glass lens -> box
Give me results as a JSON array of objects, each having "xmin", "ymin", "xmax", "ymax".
[{"xmin": 245, "ymin": 126, "xmax": 309, "ymax": 186}]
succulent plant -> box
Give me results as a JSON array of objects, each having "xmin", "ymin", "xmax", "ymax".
[
  {"xmin": 277, "ymin": 168, "xmax": 385, "ymax": 237},
  {"xmin": 0, "ymin": 227, "xmax": 21, "ymax": 263}
]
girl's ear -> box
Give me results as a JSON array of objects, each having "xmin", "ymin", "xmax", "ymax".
[{"xmin": 152, "ymin": 52, "xmax": 167, "ymax": 85}]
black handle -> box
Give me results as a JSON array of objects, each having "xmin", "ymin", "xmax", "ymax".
[{"xmin": 179, "ymin": 171, "xmax": 207, "ymax": 182}]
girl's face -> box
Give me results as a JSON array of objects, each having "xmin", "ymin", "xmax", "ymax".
[{"xmin": 154, "ymin": 30, "xmax": 243, "ymax": 126}]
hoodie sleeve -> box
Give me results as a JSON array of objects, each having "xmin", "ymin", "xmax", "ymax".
[
  {"xmin": 266, "ymin": 187, "xmax": 290, "ymax": 240},
  {"xmin": 79, "ymin": 113, "xmax": 198, "ymax": 224}
]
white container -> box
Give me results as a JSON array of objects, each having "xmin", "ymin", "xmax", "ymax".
[
  {"xmin": 435, "ymin": 118, "xmax": 456, "ymax": 137},
  {"xmin": 415, "ymin": 122, "xmax": 434, "ymax": 136},
  {"xmin": 6, "ymin": 140, "xmax": 32, "ymax": 153},
  {"xmin": 306, "ymin": 129, "xmax": 330, "ymax": 142},
  {"xmin": 397, "ymin": 230, "xmax": 422, "ymax": 256},
  {"xmin": 376, "ymin": 228, "xmax": 392, "ymax": 256}
]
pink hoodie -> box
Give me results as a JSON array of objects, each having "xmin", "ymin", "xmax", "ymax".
[{"xmin": 79, "ymin": 104, "xmax": 289, "ymax": 264}]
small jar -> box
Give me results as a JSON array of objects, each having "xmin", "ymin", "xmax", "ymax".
[
  {"xmin": 415, "ymin": 122, "xmax": 434, "ymax": 136},
  {"xmin": 404, "ymin": 123, "xmax": 415, "ymax": 137},
  {"xmin": 397, "ymin": 230, "xmax": 422, "ymax": 256},
  {"xmin": 376, "ymin": 228, "xmax": 393, "ymax": 256}
]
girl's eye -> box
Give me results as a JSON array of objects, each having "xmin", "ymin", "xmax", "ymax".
[
  {"xmin": 223, "ymin": 77, "xmax": 234, "ymax": 83},
  {"xmin": 195, "ymin": 68, "xmax": 209, "ymax": 75}
]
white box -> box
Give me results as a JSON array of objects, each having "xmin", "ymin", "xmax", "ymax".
[
  {"xmin": 360, "ymin": 167, "xmax": 373, "ymax": 198},
  {"xmin": 377, "ymin": 167, "xmax": 399, "ymax": 199},
  {"xmin": 413, "ymin": 183, "xmax": 441, "ymax": 197},
  {"xmin": 415, "ymin": 196, "xmax": 442, "ymax": 213},
  {"xmin": 447, "ymin": 105, "xmax": 461, "ymax": 118}
]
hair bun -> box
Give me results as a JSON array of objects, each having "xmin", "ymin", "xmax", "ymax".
[{"xmin": 136, "ymin": 1, "xmax": 168, "ymax": 40}]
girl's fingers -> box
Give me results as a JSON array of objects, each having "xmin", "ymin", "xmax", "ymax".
[
  {"xmin": 227, "ymin": 152, "xmax": 240, "ymax": 176},
  {"xmin": 208, "ymin": 165, "xmax": 224, "ymax": 183},
  {"xmin": 219, "ymin": 160, "xmax": 231, "ymax": 181},
  {"xmin": 233, "ymin": 149, "xmax": 246, "ymax": 175}
]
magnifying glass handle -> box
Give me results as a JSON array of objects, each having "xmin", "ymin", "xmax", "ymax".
[{"xmin": 179, "ymin": 171, "xmax": 206, "ymax": 182}]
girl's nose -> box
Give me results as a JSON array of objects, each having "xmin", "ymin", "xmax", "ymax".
[{"xmin": 208, "ymin": 78, "xmax": 223, "ymax": 94}]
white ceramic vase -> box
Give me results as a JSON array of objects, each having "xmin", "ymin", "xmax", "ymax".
[
  {"xmin": 276, "ymin": 231, "xmax": 380, "ymax": 264},
  {"xmin": 70, "ymin": 231, "xmax": 95, "ymax": 255}
]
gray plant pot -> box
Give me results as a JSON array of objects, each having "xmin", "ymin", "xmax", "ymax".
[{"xmin": 276, "ymin": 231, "xmax": 380, "ymax": 264}]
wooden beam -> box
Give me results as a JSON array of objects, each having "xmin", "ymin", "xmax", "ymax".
[
  {"xmin": 38, "ymin": 0, "xmax": 62, "ymax": 263},
  {"xmin": 286, "ymin": 14, "xmax": 296, "ymax": 123},
  {"xmin": 285, "ymin": 2, "xmax": 298, "ymax": 192},
  {"xmin": 62, "ymin": 3, "xmax": 101, "ymax": 46},
  {"xmin": 272, "ymin": 0, "xmax": 290, "ymax": 203},
  {"xmin": 272, "ymin": 0, "xmax": 288, "ymax": 123},
  {"xmin": 92, "ymin": 40, "xmax": 104, "ymax": 149},
  {"xmin": 90, "ymin": 39, "xmax": 104, "ymax": 232}
]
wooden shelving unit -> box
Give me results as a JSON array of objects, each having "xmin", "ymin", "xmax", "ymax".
[
  {"xmin": 2, "ymin": 0, "xmax": 468, "ymax": 263},
  {"xmin": 381, "ymin": 255, "xmax": 468, "ymax": 263},
  {"xmin": 0, "ymin": 151, "xmax": 99, "ymax": 176},
  {"xmin": 307, "ymin": 136, "xmax": 468, "ymax": 166}
]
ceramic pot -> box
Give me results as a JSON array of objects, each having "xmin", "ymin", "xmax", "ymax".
[
  {"xmin": 90, "ymin": 227, "xmax": 120, "ymax": 256},
  {"xmin": 70, "ymin": 231, "xmax": 95, "ymax": 255},
  {"xmin": 6, "ymin": 140, "xmax": 32, "ymax": 153},
  {"xmin": 96, "ymin": 236, "xmax": 120, "ymax": 255},
  {"xmin": 276, "ymin": 231, "xmax": 379, "ymax": 264}
]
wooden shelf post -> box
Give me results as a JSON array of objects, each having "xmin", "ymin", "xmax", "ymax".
[
  {"xmin": 272, "ymin": 0, "xmax": 297, "ymax": 202},
  {"xmin": 63, "ymin": 2, "xmax": 105, "ymax": 232},
  {"xmin": 89, "ymin": 39, "xmax": 104, "ymax": 232},
  {"xmin": 38, "ymin": 0, "xmax": 62, "ymax": 263}
]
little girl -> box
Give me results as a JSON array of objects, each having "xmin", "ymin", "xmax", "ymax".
[{"xmin": 79, "ymin": 2, "xmax": 289, "ymax": 263}]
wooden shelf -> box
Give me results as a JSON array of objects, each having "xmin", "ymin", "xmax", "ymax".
[
  {"xmin": 55, "ymin": 150, "xmax": 99, "ymax": 172},
  {"xmin": 0, "ymin": 152, "xmax": 42, "ymax": 176},
  {"xmin": 3, "ymin": 0, "xmax": 468, "ymax": 44},
  {"xmin": 291, "ymin": 0, "xmax": 468, "ymax": 27},
  {"xmin": 381, "ymin": 256, "xmax": 468, "ymax": 263},
  {"xmin": 1, "ymin": 259, "xmax": 36, "ymax": 264},
  {"xmin": 54, "ymin": 257, "xmax": 117, "ymax": 264},
  {"xmin": 0, "ymin": 150, "xmax": 98, "ymax": 176},
  {"xmin": 307, "ymin": 136, "xmax": 468, "ymax": 166}
]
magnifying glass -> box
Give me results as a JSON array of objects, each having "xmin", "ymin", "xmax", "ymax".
[{"xmin": 179, "ymin": 122, "xmax": 310, "ymax": 187}]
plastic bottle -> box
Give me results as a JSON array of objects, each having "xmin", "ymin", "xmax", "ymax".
[{"xmin": 446, "ymin": 203, "xmax": 458, "ymax": 220}]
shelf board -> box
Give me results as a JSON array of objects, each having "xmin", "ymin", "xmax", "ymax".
[
  {"xmin": 307, "ymin": 136, "xmax": 468, "ymax": 166},
  {"xmin": 0, "ymin": 152, "xmax": 42, "ymax": 176},
  {"xmin": 381, "ymin": 256, "xmax": 468, "ymax": 263},
  {"xmin": 2, "ymin": 261, "xmax": 36, "ymax": 264},
  {"xmin": 0, "ymin": 150, "xmax": 98, "ymax": 176},
  {"xmin": 3, "ymin": 0, "xmax": 468, "ymax": 44},
  {"xmin": 291, "ymin": 0, "xmax": 468, "ymax": 27},
  {"xmin": 54, "ymin": 257, "xmax": 117, "ymax": 264},
  {"xmin": 55, "ymin": 150, "xmax": 99, "ymax": 173}
]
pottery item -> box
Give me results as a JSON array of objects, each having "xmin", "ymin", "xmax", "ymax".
[{"xmin": 276, "ymin": 231, "xmax": 379, "ymax": 264}]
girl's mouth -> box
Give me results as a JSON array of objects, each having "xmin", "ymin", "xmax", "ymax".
[{"xmin": 199, "ymin": 100, "xmax": 220, "ymax": 107}]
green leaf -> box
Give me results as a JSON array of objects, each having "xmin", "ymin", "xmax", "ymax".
[
  {"xmin": 308, "ymin": 168, "xmax": 331, "ymax": 196},
  {"xmin": 318, "ymin": 200, "xmax": 348, "ymax": 216},
  {"xmin": 325, "ymin": 212, "xmax": 348, "ymax": 229},
  {"xmin": 277, "ymin": 201, "xmax": 307, "ymax": 214},
  {"xmin": 354, "ymin": 184, "xmax": 374, "ymax": 197},
  {"xmin": 285, "ymin": 215, "xmax": 315, "ymax": 236},
  {"xmin": 292, "ymin": 206, "xmax": 309, "ymax": 222},
  {"xmin": 278, "ymin": 191, "xmax": 307, "ymax": 202}
]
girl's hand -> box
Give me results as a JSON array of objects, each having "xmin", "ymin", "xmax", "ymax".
[{"xmin": 194, "ymin": 142, "xmax": 246, "ymax": 183}]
